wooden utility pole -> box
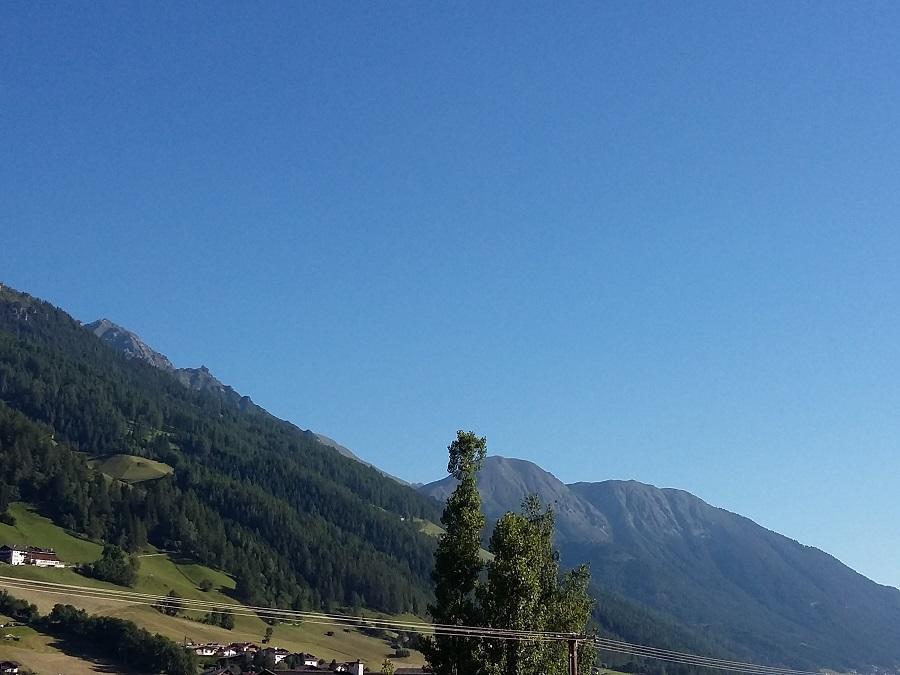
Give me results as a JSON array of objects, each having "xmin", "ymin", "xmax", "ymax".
[{"xmin": 568, "ymin": 636, "xmax": 579, "ymax": 675}]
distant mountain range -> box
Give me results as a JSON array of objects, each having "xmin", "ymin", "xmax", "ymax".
[
  {"xmin": 420, "ymin": 456, "xmax": 900, "ymax": 671},
  {"xmin": 4, "ymin": 285, "xmax": 899, "ymax": 672}
]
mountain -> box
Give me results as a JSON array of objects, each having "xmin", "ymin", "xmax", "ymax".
[
  {"xmin": 88, "ymin": 318, "xmax": 262, "ymax": 413},
  {"xmin": 420, "ymin": 456, "xmax": 900, "ymax": 671},
  {"xmin": 171, "ymin": 365, "xmax": 261, "ymax": 412},
  {"xmin": 86, "ymin": 318, "xmax": 175, "ymax": 371},
  {"xmin": 0, "ymin": 284, "xmax": 442, "ymax": 617},
  {"xmin": 422, "ymin": 456, "xmax": 610, "ymax": 544},
  {"xmin": 87, "ymin": 317, "xmax": 400, "ymax": 472},
  {"xmin": 314, "ymin": 433, "xmax": 409, "ymax": 485}
]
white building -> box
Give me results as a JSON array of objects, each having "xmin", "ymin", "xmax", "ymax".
[
  {"xmin": 0, "ymin": 546, "xmax": 64, "ymax": 567},
  {"xmin": 193, "ymin": 644, "xmax": 220, "ymax": 657},
  {"xmin": 0, "ymin": 546, "xmax": 26, "ymax": 566}
]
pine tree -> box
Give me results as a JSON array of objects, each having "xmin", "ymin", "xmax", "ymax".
[{"xmin": 423, "ymin": 430, "xmax": 488, "ymax": 675}]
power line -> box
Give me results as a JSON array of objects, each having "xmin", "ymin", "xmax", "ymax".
[
  {"xmin": 0, "ymin": 576, "xmax": 822, "ymax": 675},
  {"xmin": 0, "ymin": 576, "xmax": 563, "ymax": 641}
]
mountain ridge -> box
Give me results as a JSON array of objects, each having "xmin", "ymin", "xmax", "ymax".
[
  {"xmin": 86, "ymin": 316, "xmax": 396, "ymax": 476},
  {"xmin": 86, "ymin": 318, "xmax": 176, "ymax": 372},
  {"xmin": 5, "ymin": 284, "xmax": 898, "ymax": 671},
  {"xmin": 420, "ymin": 455, "xmax": 900, "ymax": 670}
]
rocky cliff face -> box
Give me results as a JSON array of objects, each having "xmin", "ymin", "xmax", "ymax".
[
  {"xmin": 86, "ymin": 319, "xmax": 261, "ymax": 411},
  {"xmin": 86, "ymin": 319, "xmax": 175, "ymax": 371}
]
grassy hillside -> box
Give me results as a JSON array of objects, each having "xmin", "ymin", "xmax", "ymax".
[
  {"xmin": 0, "ymin": 503, "xmax": 426, "ymax": 672},
  {"xmin": 88, "ymin": 454, "xmax": 174, "ymax": 483},
  {"xmin": 0, "ymin": 503, "xmax": 101, "ymax": 563},
  {"xmin": 0, "ymin": 619, "xmax": 128, "ymax": 674}
]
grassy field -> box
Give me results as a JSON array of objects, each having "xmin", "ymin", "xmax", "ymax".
[
  {"xmin": 0, "ymin": 503, "xmax": 426, "ymax": 672},
  {"xmin": 87, "ymin": 454, "xmax": 174, "ymax": 483},
  {"xmin": 0, "ymin": 621, "xmax": 130, "ymax": 674},
  {"xmin": 0, "ymin": 503, "xmax": 101, "ymax": 563},
  {"xmin": 414, "ymin": 517, "xmax": 493, "ymax": 561}
]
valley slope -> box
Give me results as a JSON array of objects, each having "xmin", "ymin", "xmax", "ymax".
[{"xmin": 0, "ymin": 285, "xmax": 441, "ymax": 617}]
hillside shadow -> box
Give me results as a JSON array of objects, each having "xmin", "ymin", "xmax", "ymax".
[{"xmin": 45, "ymin": 635, "xmax": 146, "ymax": 674}]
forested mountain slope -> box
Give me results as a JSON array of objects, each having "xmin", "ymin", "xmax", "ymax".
[
  {"xmin": 421, "ymin": 456, "xmax": 900, "ymax": 671},
  {"xmin": 0, "ymin": 285, "xmax": 441, "ymax": 614}
]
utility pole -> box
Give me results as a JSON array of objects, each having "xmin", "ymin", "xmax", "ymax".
[{"xmin": 568, "ymin": 636, "xmax": 579, "ymax": 675}]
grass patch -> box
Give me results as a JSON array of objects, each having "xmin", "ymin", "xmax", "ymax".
[
  {"xmin": 414, "ymin": 518, "xmax": 493, "ymax": 561},
  {"xmin": 87, "ymin": 454, "xmax": 174, "ymax": 483},
  {"xmin": 0, "ymin": 504, "xmax": 101, "ymax": 563}
]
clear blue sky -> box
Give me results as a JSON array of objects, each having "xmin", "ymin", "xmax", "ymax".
[{"xmin": 3, "ymin": 3, "xmax": 899, "ymax": 589}]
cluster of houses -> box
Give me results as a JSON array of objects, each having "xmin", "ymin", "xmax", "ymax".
[
  {"xmin": 0, "ymin": 545, "xmax": 65, "ymax": 568},
  {"xmin": 191, "ymin": 641, "xmax": 291, "ymax": 664},
  {"xmin": 0, "ymin": 661, "xmax": 19, "ymax": 674},
  {"xmin": 192, "ymin": 642, "xmax": 365, "ymax": 673},
  {"xmin": 200, "ymin": 658, "xmax": 427, "ymax": 675}
]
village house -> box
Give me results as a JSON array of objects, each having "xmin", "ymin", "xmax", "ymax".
[
  {"xmin": 259, "ymin": 646, "xmax": 292, "ymax": 664},
  {"xmin": 229, "ymin": 641, "xmax": 259, "ymax": 654},
  {"xmin": 0, "ymin": 546, "xmax": 26, "ymax": 566},
  {"xmin": 0, "ymin": 545, "xmax": 64, "ymax": 568},
  {"xmin": 192, "ymin": 644, "xmax": 221, "ymax": 657},
  {"xmin": 217, "ymin": 645, "xmax": 239, "ymax": 658},
  {"xmin": 0, "ymin": 661, "xmax": 19, "ymax": 674},
  {"xmin": 26, "ymin": 547, "xmax": 64, "ymax": 568},
  {"xmin": 300, "ymin": 652, "xmax": 321, "ymax": 667}
]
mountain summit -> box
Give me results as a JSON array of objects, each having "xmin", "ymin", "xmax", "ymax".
[
  {"xmin": 86, "ymin": 318, "xmax": 175, "ymax": 371},
  {"xmin": 420, "ymin": 456, "xmax": 900, "ymax": 670},
  {"xmin": 87, "ymin": 318, "xmax": 262, "ymax": 412}
]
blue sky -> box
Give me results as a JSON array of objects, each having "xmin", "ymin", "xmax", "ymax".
[{"xmin": 3, "ymin": 2, "xmax": 900, "ymax": 589}]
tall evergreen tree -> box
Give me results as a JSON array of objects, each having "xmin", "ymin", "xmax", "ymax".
[
  {"xmin": 423, "ymin": 430, "xmax": 488, "ymax": 675},
  {"xmin": 480, "ymin": 496, "xmax": 595, "ymax": 675},
  {"xmin": 424, "ymin": 433, "xmax": 595, "ymax": 675}
]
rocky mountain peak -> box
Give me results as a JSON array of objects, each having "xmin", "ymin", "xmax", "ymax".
[{"xmin": 86, "ymin": 318, "xmax": 175, "ymax": 372}]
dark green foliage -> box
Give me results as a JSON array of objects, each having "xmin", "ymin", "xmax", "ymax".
[
  {"xmin": 86, "ymin": 544, "xmax": 139, "ymax": 587},
  {"xmin": 202, "ymin": 608, "xmax": 235, "ymax": 629},
  {"xmin": 253, "ymin": 649, "xmax": 277, "ymax": 670},
  {"xmin": 423, "ymin": 431, "xmax": 488, "ymax": 675},
  {"xmin": 38, "ymin": 603, "xmax": 197, "ymax": 675},
  {"xmin": 480, "ymin": 497, "xmax": 595, "ymax": 675},
  {"xmin": 426, "ymin": 434, "xmax": 594, "ymax": 675},
  {"xmin": 0, "ymin": 590, "xmax": 40, "ymax": 624},
  {"xmin": 0, "ymin": 591, "xmax": 195, "ymax": 675},
  {"xmin": 0, "ymin": 482, "xmax": 13, "ymax": 523},
  {"xmin": 0, "ymin": 284, "xmax": 441, "ymax": 614},
  {"xmin": 156, "ymin": 589, "xmax": 183, "ymax": 616}
]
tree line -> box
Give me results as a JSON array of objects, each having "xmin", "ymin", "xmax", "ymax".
[{"xmin": 0, "ymin": 590, "xmax": 197, "ymax": 675}]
